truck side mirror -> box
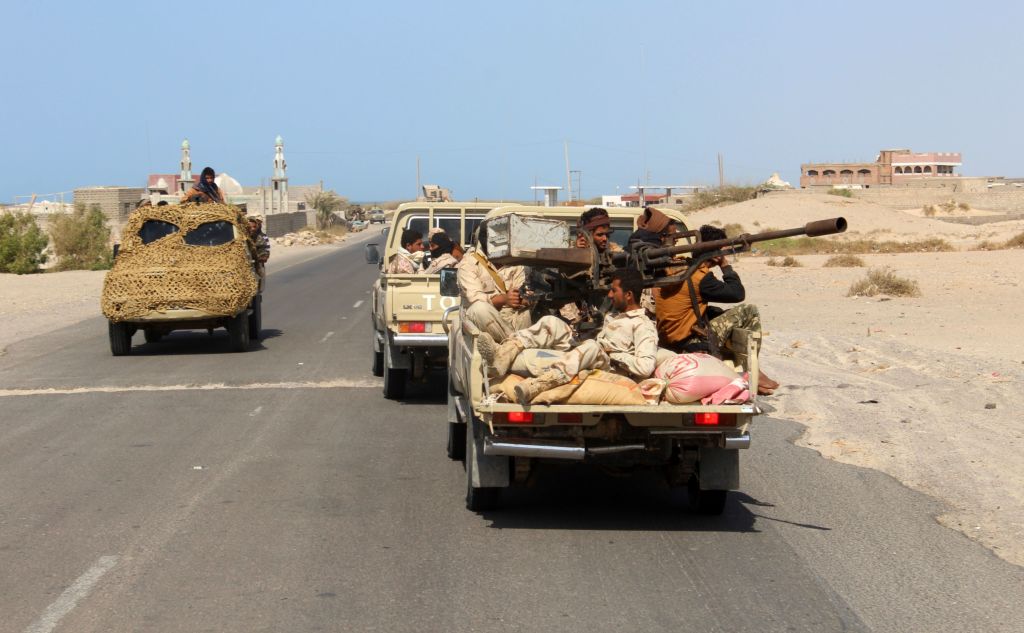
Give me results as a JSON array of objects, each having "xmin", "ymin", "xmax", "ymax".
[
  {"xmin": 365, "ymin": 243, "xmax": 380, "ymax": 264},
  {"xmin": 439, "ymin": 268, "xmax": 460, "ymax": 297}
]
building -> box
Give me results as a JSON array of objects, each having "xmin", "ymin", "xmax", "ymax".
[
  {"xmin": 73, "ymin": 186, "xmax": 146, "ymax": 224},
  {"xmin": 801, "ymin": 149, "xmax": 962, "ymax": 188}
]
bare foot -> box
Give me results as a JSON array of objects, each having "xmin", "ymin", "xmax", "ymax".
[{"xmin": 758, "ymin": 370, "xmax": 780, "ymax": 391}]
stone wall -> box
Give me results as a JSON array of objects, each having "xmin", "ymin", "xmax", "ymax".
[
  {"xmin": 73, "ymin": 187, "xmax": 146, "ymax": 224},
  {"xmin": 772, "ymin": 187, "xmax": 1024, "ymax": 212}
]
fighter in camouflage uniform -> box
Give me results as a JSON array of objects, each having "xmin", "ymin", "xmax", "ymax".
[{"xmin": 246, "ymin": 216, "xmax": 271, "ymax": 275}]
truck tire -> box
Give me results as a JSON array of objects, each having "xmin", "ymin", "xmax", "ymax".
[
  {"xmin": 248, "ymin": 296, "xmax": 262, "ymax": 341},
  {"xmin": 372, "ymin": 350, "xmax": 384, "ymax": 377},
  {"xmin": 108, "ymin": 321, "xmax": 133, "ymax": 356},
  {"xmin": 226, "ymin": 312, "xmax": 250, "ymax": 352},
  {"xmin": 465, "ymin": 420, "xmax": 500, "ymax": 511},
  {"xmin": 688, "ymin": 476, "xmax": 727, "ymax": 515},
  {"xmin": 382, "ymin": 343, "xmax": 406, "ymax": 399},
  {"xmin": 143, "ymin": 329, "xmax": 162, "ymax": 344}
]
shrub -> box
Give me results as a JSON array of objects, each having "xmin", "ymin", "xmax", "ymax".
[
  {"xmin": 766, "ymin": 256, "xmax": 802, "ymax": 267},
  {"xmin": 824, "ymin": 254, "xmax": 865, "ymax": 267},
  {"xmin": 923, "ymin": 205, "xmax": 937, "ymax": 217},
  {"xmin": 685, "ymin": 186, "xmax": 758, "ymax": 211},
  {"xmin": 757, "ymin": 236, "xmax": 954, "ymax": 256},
  {"xmin": 828, "ymin": 188, "xmax": 853, "ymax": 198},
  {"xmin": 958, "ymin": 202, "xmax": 971, "ymax": 211},
  {"xmin": 305, "ymin": 190, "xmax": 347, "ymax": 229},
  {"xmin": 0, "ymin": 212, "xmax": 49, "ymax": 273},
  {"xmin": 49, "ymin": 203, "xmax": 112, "ymax": 271},
  {"xmin": 1005, "ymin": 231, "xmax": 1024, "ymax": 249},
  {"xmin": 847, "ymin": 268, "xmax": 921, "ymax": 297},
  {"xmin": 722, "ymin": 223, "xmax": 745, "ymax": 238}
]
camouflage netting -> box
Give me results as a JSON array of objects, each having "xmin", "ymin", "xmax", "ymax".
[{"xmin": 102, "ymin": 203, "xmax": 259, "ymax": 322}]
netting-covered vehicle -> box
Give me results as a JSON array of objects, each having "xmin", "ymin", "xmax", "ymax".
[{"xmin": 101, "ymin": 203, "xmax": 263, "ymax": 355}]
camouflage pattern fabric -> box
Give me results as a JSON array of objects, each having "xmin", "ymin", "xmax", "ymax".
[{"xmin": 708, "ymin": 304, "xmax": 762, "ymax": 353}]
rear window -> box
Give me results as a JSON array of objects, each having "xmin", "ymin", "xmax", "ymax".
[
  {"xmin": 138, "ymin": 220, "xmax": 179, "ymax": 244},
  {"xmin": 607, "ymin": 220, "xmax": 634, "ymax": 249},
  {"xmin": 184, "ymin": 221, "xmax": 235, "ymax": 246}
]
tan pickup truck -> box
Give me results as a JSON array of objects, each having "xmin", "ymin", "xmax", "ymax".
[
  {"xmin": 368, "ymin": 202, "xmax": 518, "ymax": 399},
  {"xmin": 443, "ymin": 206, "xmax": 759, "ymax": 513}
]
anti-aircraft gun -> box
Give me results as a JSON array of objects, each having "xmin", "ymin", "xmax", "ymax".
[{"xmin": 487, "ymin": 215, "xmax": 848, "ymax": 324}]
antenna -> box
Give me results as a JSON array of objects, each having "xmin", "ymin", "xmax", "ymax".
[{"xmin": 564, "ymin": 140, "xmax": 572, "ymax": 202}]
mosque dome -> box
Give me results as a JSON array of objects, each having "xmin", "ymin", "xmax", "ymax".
[
  {"xmin": 182, "ymin": 139, "xmax": 190, "ymax": 149},
  {"xmin": 275, "ymin": 135, "xmax": 283, "ymax": 146}
]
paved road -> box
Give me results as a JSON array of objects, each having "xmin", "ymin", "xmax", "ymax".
[{"xmin": 1, "ymin": 229, "xmax": 1021, "ymax": 633}]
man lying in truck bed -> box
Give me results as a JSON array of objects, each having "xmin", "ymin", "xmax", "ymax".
[{"xmin": 477, "ymin": 270, "xmax": 659, "ymax": 404}]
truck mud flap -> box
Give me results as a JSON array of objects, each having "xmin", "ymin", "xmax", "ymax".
[
  {"xmin": 469, "ymin": 419, "xmax": 510, "ymax": 488},
  {"xmin": 698, "ymin": 447, "xmax": 740, "ymax": 491}
]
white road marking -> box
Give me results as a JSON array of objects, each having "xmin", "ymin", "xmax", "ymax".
[
  {"xmin": 249, "ymin": 406, "xmax": 263, "ymax": 417},
  {"xmin": 319, "ymin": 331, "xmax": 335, "ymax": 343},
  {"xmin": 353, "ymin": 300, "xmax": 364, "ymax": 308},
  {"xmin": 24, "ymin": 555, "xmax": 119, "ymax": 633},
  {"xmin": 0, "ymin": 379, "xmax": 382, "ymax": 398}
]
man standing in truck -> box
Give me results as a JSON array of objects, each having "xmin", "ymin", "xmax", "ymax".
[
  {"xmin": 477, "ymin": 271, "xmax": 658, "ymax": 404},
  {"xmin": 457, "ymin": 221, "xmax": 532, "ymax": 341}
]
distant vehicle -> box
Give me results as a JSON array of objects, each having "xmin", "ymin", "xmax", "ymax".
[
  {"xmin": 369, "ymin": 209, "xmax": 386, "ymax": 224},
  {"xmin": 350, "ymin": 220, "xmax": 369, "ymax": 231},
  {"xmin": 102, "ymin": 203, "xmax": 263, "ymax": 355}
]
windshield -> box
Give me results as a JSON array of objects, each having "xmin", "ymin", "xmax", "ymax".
[
  {"xmin": 138, "ymin": 220, "xmax": 180, "ymax": 245},
  {"xmin": 184, "ymin": 221, "xmax": 235, "ymax": 246}
]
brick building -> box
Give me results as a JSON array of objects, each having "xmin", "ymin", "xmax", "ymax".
[{"xmin": 801, "ymin": 149, "xmax": 962, "ymax": 188}]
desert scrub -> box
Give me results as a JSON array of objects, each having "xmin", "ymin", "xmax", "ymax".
[
  {"xmin": 1005, "ymin": 231, "xmax": 1024, "ymax": 249},
  {"xmin": 49, "ymin": 203, "xmax": 112, "ymax": 271},
  {"xmin": 824, "ymin": 254, "xmax": 865, "ymax": 267},
  {"xmin": 757, "ymin": 236, "xmax": 954, "ymax": 256},
  {"xmin": 958, "ymin": 201, "xmax": 971, "ymax": 211},
  {"xmin": 722, "ymin": 223, "xmax": 745, "ymax": 238},
  {"xmin": 828, "ymin": 188, "xmax": 853, "ymax": 198},
  {"xmin": 848, "ymin": 268, "xmax": 921, "ymax": 298},
  {"xmin": 767, "ymin": 256, "xmax": 802, "ymax": 267},
  {"xmin": 685, "ymin": 186, "xmax": 758, "ymax": 211}
]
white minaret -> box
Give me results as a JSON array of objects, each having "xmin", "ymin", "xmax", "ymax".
[
  {"xmin": 179, "ymin": 139, "xmax": 193, "ymax": 194},
  {"xmin": 271, "ymin": 135, "xmax": 289, "ymax": 214}
]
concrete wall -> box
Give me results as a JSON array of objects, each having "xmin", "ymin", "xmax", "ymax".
[
  {"xmin": 265, "ymin": 211, "xmax": 314, "ymax": 237},
  {"xmin": 73, "ymin": 187, "xmax": 145, "ymax": 224}
]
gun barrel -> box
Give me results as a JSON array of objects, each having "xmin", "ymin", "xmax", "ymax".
[{"xmin": 645, "ymin": 216, "xmax": 847, "ymax": 259}]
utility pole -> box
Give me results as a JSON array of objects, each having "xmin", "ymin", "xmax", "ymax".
[
  {"xmin": 416, "ymin": 156, "xmax": 421, "ymax": 199},
  {"xmin": 718, "ymin": 153, "xmax": 725, "ymax": 188},
  {"xmin": 564, "ymin": 140, "xmax": 572, "ymax": 202}
]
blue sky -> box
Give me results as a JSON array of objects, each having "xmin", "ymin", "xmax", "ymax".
[{"xmin": 2, "ymin": 0, "xmax": 1022, "ymax": 203}]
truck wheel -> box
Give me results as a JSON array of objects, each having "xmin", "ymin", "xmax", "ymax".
[
  {"xmin": 143, "ymin": 329, "xmax": 162, "ymax": 344},
  {"xmin": 382, "ymin": 346, "xmax": 406, "ymax": 399},
  {"xmin": 248, "ymin": 296, "xmax": 262, "ymax": 341},
  {"xmin": 688, "ymin": 476, "xmax": 727, "ymax": 515},
  {"xmin": 447, "ymin": 422, "xmax": 466, "ymax": 461},
  {"xmin": 226, "ymin": 312, "xmax": 250, "ymax": 352},
  {"xmin": 465, "ymin": 420, "xmax": 500, "ymax": 511},
  {"xmin": 371, "ymin": 339, "xmax": 384, "ymax": 377},
  {"xmin": 108, "ymin": 321, "xmax": 132, "ymax": 356}
]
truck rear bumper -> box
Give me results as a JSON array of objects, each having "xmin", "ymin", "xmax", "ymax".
[
  {"xmin": 482, "ymin": 433, "xmax": 750, "ymax": 460},
  {"xmin": 391, "ymin": 333, "xmax": 448, "ymax": 347}
]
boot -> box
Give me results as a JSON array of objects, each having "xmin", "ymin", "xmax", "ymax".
[
  {"xmin": 477, "ymin": 333, "xmax": 524, "ymax": 376},
  {"xmin": 513, "ymin": 369, "xmax": 567, "ymax": 405}
]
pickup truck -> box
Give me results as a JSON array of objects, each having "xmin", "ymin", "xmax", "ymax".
[
  {"xmin": 368, "ymin": 202, "xmax": 518, "ymax": 399},
  {"xmin": 443, "ymin": 205, "xmax": 759, "ymax": 514}
]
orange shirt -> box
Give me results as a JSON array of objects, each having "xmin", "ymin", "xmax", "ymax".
[{"xmin": 653, "ymin": 264, "xmax": 710, "ymax": 345}]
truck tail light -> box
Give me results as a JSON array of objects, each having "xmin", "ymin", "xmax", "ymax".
[
  {"xmin": 399, "ymin": 322, "xmax": 428, "ymax": 333},
  {"xmin": 557, "ymin": 413, "xmax": 583, "ymax": 424},
  {"xmin": 507, "ymin": 411, "xmax": 534, "ymax": 424},
  {"xmin": 693, "ymin": 413, "xmax": 737, "ymax": 426}
]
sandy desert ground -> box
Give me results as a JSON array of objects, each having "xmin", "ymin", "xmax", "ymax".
[{"xmin": 2, "ymin": 195, "xmax": 1022, "ymax": 567}]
